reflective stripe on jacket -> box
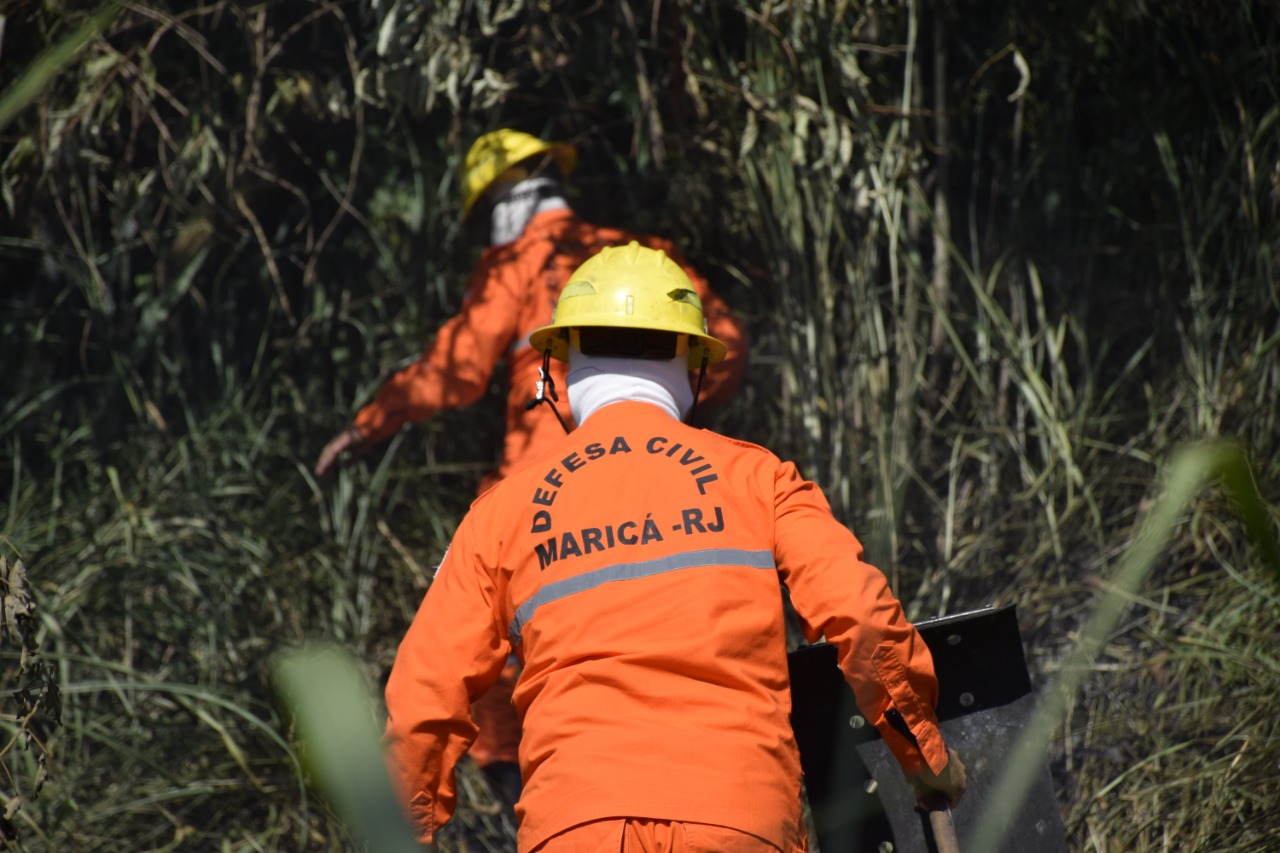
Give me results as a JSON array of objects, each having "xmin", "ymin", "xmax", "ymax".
[
  {"xmin": 383, "ymin": 401, "xmax": 945, "ymax": 850},
  {"xmin": 351, "ymin": 210, "xmax": 746, "ymax": 489}
]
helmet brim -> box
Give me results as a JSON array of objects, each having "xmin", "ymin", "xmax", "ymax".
[
  {"xmin": 529, "ymin": 324, "xmax": 727, "ymax": 368},
  {"xmin": 462, "ymin": 141, "xmax": 577, "ymax": 220}
]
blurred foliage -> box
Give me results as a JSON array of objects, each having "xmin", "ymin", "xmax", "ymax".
[
  {"xmin": 272, "ymin": 645, "xmax": 422, "ymax": 852},
  {"xmin": 0, "ymin": 0, "xmax": 1277, "ymax": 850},
  {"xmin": 972, "ymin": 442, "xmax": 1280, "ymax": 852}
]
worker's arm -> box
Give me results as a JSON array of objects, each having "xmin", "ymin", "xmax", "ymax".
[
  {"xmin": 315, "ymin": 258, "xmax": 524, "ymax": 476},
  {"xmin": 382, "ymin": 514, "xmax": 510, "ymax": 844},
  {"xmin": 770, "ymin": 461, "xmax": 951, "ymax": 779}
]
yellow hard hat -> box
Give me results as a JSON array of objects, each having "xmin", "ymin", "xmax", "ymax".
[
  {"xmin": 529, "ymin": 242, "xmax": 727, "ymax": 368},
  {"xmin": 460, "ymin": 129, "xmax": 577, "ymax": 220}
]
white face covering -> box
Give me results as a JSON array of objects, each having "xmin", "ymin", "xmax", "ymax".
[
  {"xmin": 488, "ymin": 176, "xmax": 567, "ymax": 246},
  {"xmin": 567, "ymin": 348, "xmax": 694, "ymax": 424}
]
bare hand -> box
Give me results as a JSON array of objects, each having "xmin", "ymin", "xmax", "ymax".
[
  {"xmin": 315, "ymin": 428, "xmax": 365, "ymax": 477},
  {"xmin": 909, "ymin": 747, "xmax": 967, "ymax": 811}
]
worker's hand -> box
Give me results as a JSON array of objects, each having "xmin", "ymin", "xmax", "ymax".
[
  {"xmin": 908, "ymin": 747, "xmax": 967, "ymax": 811},
  {"xmin": 315, "ymin": 428, "xmax": 365, "ymax": 477}
]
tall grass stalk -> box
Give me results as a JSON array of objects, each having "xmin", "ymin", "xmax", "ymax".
[
  {"xmin": 0, "ymin": 5, "xmax": 120, "ymax": 132},
  {"xmin": 735, "ymin": 3, "xmax": 934, "ymax": 591}
]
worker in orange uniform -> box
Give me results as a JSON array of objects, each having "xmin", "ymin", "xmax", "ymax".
[
  {"xmin": 315, "ymin": 129, "xmax": 744, "ymax": 489},
  {"xmin": 382, "ymin": 243, "xmax": 966, "ymax": 852},
  {"xmin": 316, "ymin": 130, "xmax": 745, "ymax": 832}
]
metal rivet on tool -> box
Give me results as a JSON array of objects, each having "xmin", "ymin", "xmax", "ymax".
[
  {"xmin": 959, "ymin": 692, "xmax": 975, "ymax": 707},
  {"xmin": 849, "ymin": 714, "xmax": 866, "ymax": 729},
  {"xmin": 947, "ymin": 633, "xmax": 962, "ymax": 645}
]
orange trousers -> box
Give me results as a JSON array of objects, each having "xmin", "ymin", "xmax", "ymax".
[{"xmin": 530, "ymin": 817, "xmax": 807, "ymax": 853}]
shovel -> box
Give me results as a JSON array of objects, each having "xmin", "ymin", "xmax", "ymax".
[{"xmin": 788, "ymin": 604, "xmax": 1067, "ymax": 853}]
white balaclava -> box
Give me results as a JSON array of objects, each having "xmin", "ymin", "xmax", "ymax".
[
  {"xmin": 489, "ymin": 175, "xmax": 567, "ymax": 246},
  {"xmin": 567, "ymin": 347, "xmax": 694, "ymax": 425}
]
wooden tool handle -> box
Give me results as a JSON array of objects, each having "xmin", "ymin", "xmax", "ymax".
[{"xmin": 925, "ymin": 795, "xmax": 961, "ymax": 853}]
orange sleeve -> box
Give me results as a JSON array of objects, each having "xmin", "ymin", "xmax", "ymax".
[
  {"xmin": 383, "ymin": 514, "xmax": 510, "ymax": 844},
  {"xmin": 770, "ymin": 462, "xmax": 947, "ymax": 776},
  {"xmin": 351, "ymin": 254, "xmax": 525, "ymax": 445}
]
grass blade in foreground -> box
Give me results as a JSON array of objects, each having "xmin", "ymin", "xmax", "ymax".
[
  {"xmin": 273, "ymin": 645, "xmax": 425, "ymax": 852},
  {"xmin": 968, "ymin": 441, "xmax": 1280, "ymax": 852},
  {"xmin": 0, "ymin": 4, "xmax": 121, "ymax": 132}
]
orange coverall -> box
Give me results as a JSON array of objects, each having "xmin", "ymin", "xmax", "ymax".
[
  {"xmin": 350, "ymin": 208, "xmax": 746, "ymax": 493},
  {"xmin": 383, "ymin": 400, "xmax": 948, "ymax": 851},
  {"xmin": 356, "ymin": 208, "xmax": 744, "ymax": 768}
]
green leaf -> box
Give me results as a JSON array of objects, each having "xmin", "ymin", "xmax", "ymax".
[
  {"xmin": 0, "ymin": 4, "xmax": 121, "ymax": 133},
  {"xmin": 272, "ymin": 645, "xmax": 426, "ymax": 853}
]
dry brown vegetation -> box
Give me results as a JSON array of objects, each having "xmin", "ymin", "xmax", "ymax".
[{"xmin": 2, "ymin": 1, "xmax": 1278, "ymax": 851}]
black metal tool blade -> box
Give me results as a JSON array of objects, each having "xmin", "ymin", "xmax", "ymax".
[{"xmin": 788, "ymin": 604, "xmax": 1067, "ymax": 853}]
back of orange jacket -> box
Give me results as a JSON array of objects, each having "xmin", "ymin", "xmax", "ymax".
[
  {"xmin": 352, "ymin": 209, "xmax": 745, "ymax": 490},
  {"xmin": 383, "ymin": 401, "xmax": 947, "ymax": 851}
]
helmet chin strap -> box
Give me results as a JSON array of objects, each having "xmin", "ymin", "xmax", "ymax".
[
  {"xmin": 529, "ymin": 336, "xmax": 710, "ymax": 433},
  {"xmin": 525, "ymin": 348, "xmax": 572, "ymax": 434},
  {"xmin": 685, "ymin": 348, "xmax": 710, "ymax": 425}
]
